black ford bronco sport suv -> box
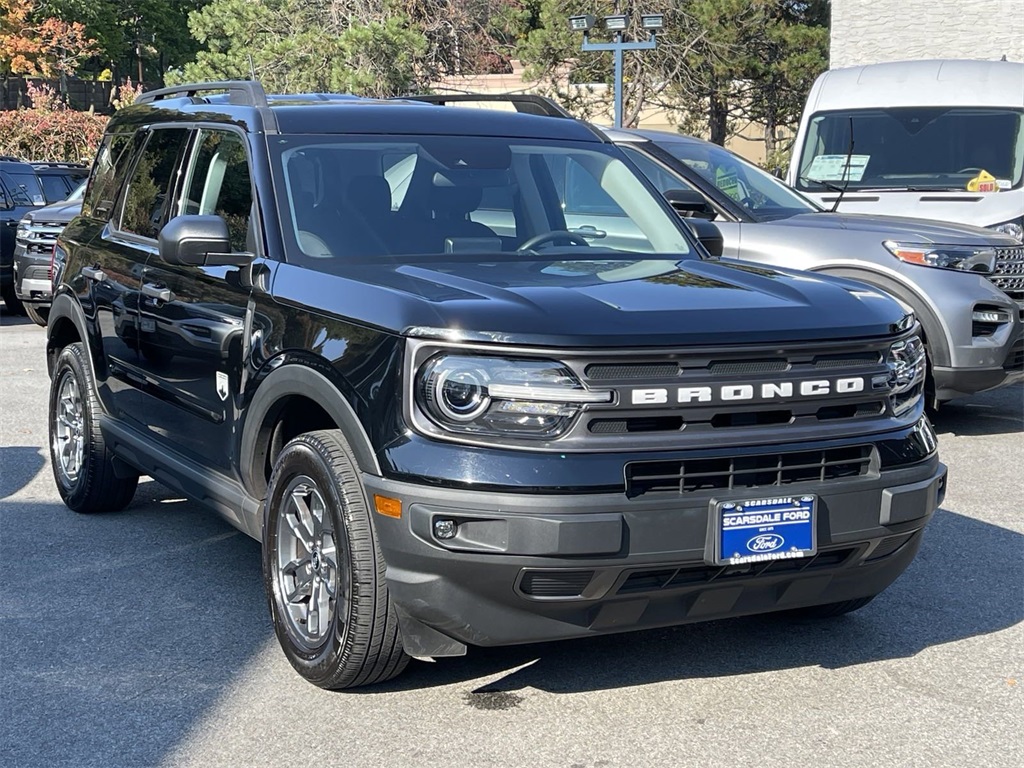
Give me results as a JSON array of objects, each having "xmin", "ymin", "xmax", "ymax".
[{"xmin": 47, "ymin": 82, "xmax": 947, "ymax": 689}]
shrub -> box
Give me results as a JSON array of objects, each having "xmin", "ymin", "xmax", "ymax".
[{"xmin": 0, "ymin": 83, "xmax": 107, "ymax": 163}]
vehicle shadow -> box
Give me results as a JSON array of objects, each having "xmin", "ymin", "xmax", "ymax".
[
  {"xmin": 0, "ymin": 446, "xmax": 46, "ymax": 498},
  {"xmin": 931, "ymin": 384, "xmax": 1023, "ymax": 438},
  {"xmin": 0, "ymin": 310, "xmax": 35, "ymax": 327},
  {"xmin": 0, "ymin": 484, "xmax": 270, "ymax": 768},
  {"xmin": 377, "ymin": 505, "xmax": 1023, "ymax": 695}
]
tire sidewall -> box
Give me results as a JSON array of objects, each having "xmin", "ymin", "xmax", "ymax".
[{"xmin": 263, "ymin": 438, "xmax": 359, "ymax": 683}]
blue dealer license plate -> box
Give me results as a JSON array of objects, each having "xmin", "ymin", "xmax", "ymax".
[{"xmin": 716, "ymin": 495, "xmax": 816, "ymax": 565}]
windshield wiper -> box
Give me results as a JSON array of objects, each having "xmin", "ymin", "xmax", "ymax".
[{"xmin": 798, "ymin": 176, "xmax": 845, "ymax": 194}]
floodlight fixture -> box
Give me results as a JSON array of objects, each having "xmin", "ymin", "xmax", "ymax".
[
  {"xmin": 568, "ymin": 14, "xmax": 597, "ymax": 32},
  {"xmin": 603, "ymin": 15, "xmax": 629, "ymax": 31},
  {"xmin": 641, "ymin": 14, "xmax": 664, "ymax": 31}
]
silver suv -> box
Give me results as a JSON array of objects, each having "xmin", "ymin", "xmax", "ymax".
[{"xmin": 603, "ymin": 129, "xmax": 1024, "ymax": 405}]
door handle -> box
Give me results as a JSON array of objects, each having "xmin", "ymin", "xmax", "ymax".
[
  {"xmin": 141, "ymin": 283, "xmax": 174, "ymax": 303},
  {"xmin": 82, "ymin": 266, "xmax": 107, "ymax": 282}
]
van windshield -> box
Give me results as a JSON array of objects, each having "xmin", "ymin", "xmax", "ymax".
[{"xmin": 795, "ymin": 107, "xmax": 1024, "ymax": 192}]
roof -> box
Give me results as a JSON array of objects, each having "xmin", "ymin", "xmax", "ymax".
[
  {"xmin": 115, "ymin": 82, "xmax": 604, "ymax": 143},
  {"xmin": 808, "ymin": 59, "xmax": 1024, "ymax": 112}
]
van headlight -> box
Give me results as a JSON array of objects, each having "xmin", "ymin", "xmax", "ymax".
[
  {"xmin": 417, "ymin": 355, "xmax": 610, "ymax": 438},
  {"xmin": 988, "ymin": 217, "xmax": 1023, "ymax": 243},
  {"xmin": 884, "ymin": 241, "xmax": 997, "ymax": 273},
  {"xmin": 882, "ymin": 336, "xmax": 927, "ymax": 416}
]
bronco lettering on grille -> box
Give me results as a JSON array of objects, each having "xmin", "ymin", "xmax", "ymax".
[{"xmin": 629, "ymin": 377, "xmax": 866, "ymax": 406}]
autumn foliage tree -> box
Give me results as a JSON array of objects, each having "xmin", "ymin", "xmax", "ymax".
[{"xmin": 1, "ymin": 0, "xmax": 98, "ymax": 78}]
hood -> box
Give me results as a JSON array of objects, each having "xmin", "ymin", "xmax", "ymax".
[
  {"xmin": 23, "ymin": 199, "xmax": 82, "ymax": 223},
  {"xmin": 799, "ymin": 188, "xmax": 1023, "ymax": 231},
  {"xmin": 273, "ymin": 257, "xmax": 909, "ymax": 348},
  {"xmin": 768, "ymin": 212, "xmax": 1020, "ymax": 246}
]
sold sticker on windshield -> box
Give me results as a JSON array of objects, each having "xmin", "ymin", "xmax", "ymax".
[
  {"xmin": 806, "ymin": 154, "xmax": 870, "ymax": 182},
  {"xmin": 966, "ymin": 169, "xmax": 999, "ymax": 193}
]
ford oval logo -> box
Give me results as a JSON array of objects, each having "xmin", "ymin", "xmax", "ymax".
[{"xmin": 748, "ymin": 533, "xmax": 784, "ymax": 552}]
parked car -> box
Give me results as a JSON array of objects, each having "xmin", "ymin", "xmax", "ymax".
[
  {"xmin": 1, "ymin": 156, "xmax": 46, "ymax": 314},
  {"xmin": 48, "ymin": 81, "xmax": 944, "ymax": 689},
  {"xmin": 600, "ymin": 129, "xmax": 1024, "ymax": 405},
  {"xmin": 31, "ymin": 162, "xmax": 90, "ymax": 204},
  {"xmin": 13, "ymin": 181, "xmax": 84, "ymax": 326},
  {"xmin": 786, "ymin": 59, "xmax": 1024, "ymax": 238}
]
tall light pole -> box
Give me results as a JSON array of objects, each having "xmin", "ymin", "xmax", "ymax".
[{"xmin": 569, "ymin": 12, "xmax": 664, "ymax": 129}]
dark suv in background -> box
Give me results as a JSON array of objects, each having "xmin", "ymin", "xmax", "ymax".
[
  {"xmin": 47, "ymin": 81, "xmax": 945, "ymax": 689},
  {"xmin": 1, "ymin": 156, "xmax": 46, "ymax": 314},
  {"xmin": 13, "ymin": 181, "xmax": 85, "ymax": 325}
]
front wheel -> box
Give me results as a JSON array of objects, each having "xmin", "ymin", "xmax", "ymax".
[
  {"xmin": 263, "ymin": 429, "xmax": 409, "ymax": 689},
  {"xmin": 49, "ymin": 342, "xmax": 138, "ymax": 512}
]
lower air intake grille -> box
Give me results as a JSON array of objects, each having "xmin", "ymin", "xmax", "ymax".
[
  {"xmin": 519, "ymin": 570, "xmax": 594, "ymax": 598},
  {"xmin": 625, "ymin": 445, "xmax": 874, "ymax": 498}
]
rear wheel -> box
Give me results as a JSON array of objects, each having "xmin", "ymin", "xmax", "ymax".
[
  {"xmin": 25, "ymin": 304, "xmax": 48, "ymax": 327},
  {"xmin": 49, "ymin": 342, "xmax": 138, "ymax": 512},
  {"xmin": 263, "ymin": 429, "xmax": 408, "ymax": 689}
]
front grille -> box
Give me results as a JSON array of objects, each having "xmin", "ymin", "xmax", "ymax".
[
  {"xmin": 625, "ymin": 445, "xmax": 874, "ymax": 497},
  {"xmin": 616, "ymin": 547, "xmax": 859, "ymax": 594},
  {"xmin": 17, "ymin": 221, "xmax": 65, "ymax": 255},
  {"xmin": 519, "ymin": 570, "xmax": 594, "ymax": 598},
  {"xmin": 990, "ymin": 246, "xmax": 1024, "ymax": 300}
]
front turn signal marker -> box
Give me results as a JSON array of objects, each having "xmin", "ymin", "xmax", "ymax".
[{"xmin": 374, "ymin": 494, "xmax": 402, "ymax": 519}]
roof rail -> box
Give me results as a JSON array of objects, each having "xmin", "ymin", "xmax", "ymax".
[
  {"xmin": 136, "ymin": 81, "xmax": 269, "ymax": 109},
  {"xmin": 401, "ymin": 93, "xmax": 573, "ymax": 119}
]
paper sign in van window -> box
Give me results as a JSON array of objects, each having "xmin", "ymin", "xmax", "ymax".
[{"xmin": 806, "ymin": 154, "xmax": 870, "ymax": 182}]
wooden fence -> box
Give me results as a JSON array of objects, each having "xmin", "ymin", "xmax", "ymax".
[{"xmin": 1, "ymin": 77, "xmax": 158, "ymax": 114}]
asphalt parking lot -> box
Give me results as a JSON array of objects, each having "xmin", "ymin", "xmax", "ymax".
[{"xmin": 1, "ymin": 312, "xmax": 1021, "ymax": 768}]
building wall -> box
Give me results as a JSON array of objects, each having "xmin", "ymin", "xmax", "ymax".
[{"xmin": 830, "ymin": 0, "xmax": 1024, "ymax": 69}]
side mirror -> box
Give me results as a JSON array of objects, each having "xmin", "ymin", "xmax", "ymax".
[
  {"xmin": 663, "ymin": 188, "xmax": 715, "ymax": 219},
  {"xmin": 158, "ymin": 215, "xmax": 252, "ymax": 267},
  {"xmin": 685, "ymin": 218, "xmax": 724, "ymax": 257}
]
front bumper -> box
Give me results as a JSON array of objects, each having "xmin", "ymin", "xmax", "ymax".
[
  {"xmin": 13, "ymin": 246, "xmax": 52, "ymax": 305},
  {"xmin": 934, "ymin": 318, "xmax": 1024, "ymax": 400},
  {"xmin": 366, "ymin": 452, "xmax": 946, "ymax": 657}
]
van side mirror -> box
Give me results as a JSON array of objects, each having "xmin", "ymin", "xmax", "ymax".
[
  {"xmin": 684, "ymin": 217, "xmax": 725, "ymax": 257},
  {"xmin": 663, "ymin": 188, "xmax": 715, "ymax": 220},
  {"xmin": 158, "ymin": 215, "xmax": 253, "ymax": 267}
]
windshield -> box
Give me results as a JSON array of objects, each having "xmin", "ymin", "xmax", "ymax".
[
  {"xmin": 272, "ymin": 135, "xmax": 692, "ymax": 273},
  {"xmin": 1, "ymin": 170, "xmax": 46, "ymax": 206},
  {"xmin": 67, "ymin": 180, "xmax": 86, "ymax": 201},
  {"xmin": 796, "ymin": 108, "xmax": 1024, "ymax": 192},
  {"xmin": 657, "ymin": 141, "xmax": 819, "ymax": 221}
]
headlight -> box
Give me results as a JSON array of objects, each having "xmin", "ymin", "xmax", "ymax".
[
  {"xmin": 15, "ymin": 218, "xmax": 31, "ymax": 241},
  {"xmin": 988, "ymin": 217, "xmax": 1024, "ymax": 243},
  {"xmin": 883, "ymin": 240, "xmax": 997, "ymax": 273},
  {"xmin": 417, "ymin": 355, "xmax": 610, "ymax": 438},
  {"xmin": 881, "ymin": 336, "xmax": 927, "ymax": 416}
]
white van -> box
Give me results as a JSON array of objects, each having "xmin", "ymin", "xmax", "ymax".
[{"xmin": 788, "ymin": 59, "xmax": 1024, "ymax": 241}]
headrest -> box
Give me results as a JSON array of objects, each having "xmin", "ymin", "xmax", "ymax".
[{"xmin": 432, "ymin": 185, "xmax": 483, "ymax": 217}]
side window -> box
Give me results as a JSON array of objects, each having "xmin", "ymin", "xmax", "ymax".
[
  {"xmin": 621, "ymin": 146, "xmax": 693, "ymax": 195},
  {"xmin": 180, "ymin": 130, "xmax": 253, "ymax": 251},
  {"xmin": 82, "ymin": 133, "xmax": 137, "ymax": 219},
  {"xmin": 119, "ymin": 128, "xmax": 190, "ymax": 239}
]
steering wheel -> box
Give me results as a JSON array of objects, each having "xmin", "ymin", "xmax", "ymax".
[
  {"xmin": 957, "ymin": 167, "xmax": 984, "ymax": 174},
  {"xmin": 739, "ymin": 196, "xmax": 757, "ymax": 209},
  {"xmin": 517, "ymin": 230, "xmax": 590, "ymax": 252}
]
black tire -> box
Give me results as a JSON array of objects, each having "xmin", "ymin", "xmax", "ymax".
[
  {"xmin": 789, "ymin": 595, "xmax": 876, "ymax": 619},
  {"xmin": 25, "ymin": 303, "xmax": 48, "ymax": 327},
  {"xmin": 263, "ymin": 429, "xmax": 409, "ymax": 689},
  {"xmin": 49, "ymin": 342, "xmax": 138, "ymax": 513},
  {"xmin": 2, "ymin": 284, "xmax": 26, "ymax": 315}
]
